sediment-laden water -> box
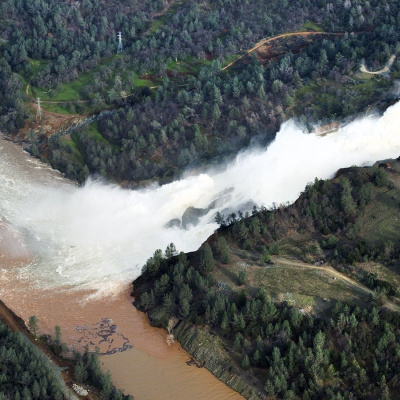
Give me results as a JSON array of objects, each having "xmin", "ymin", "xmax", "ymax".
[{"xmin": 0, "ymin": 101, "xmax": 399, "ymax": 398}]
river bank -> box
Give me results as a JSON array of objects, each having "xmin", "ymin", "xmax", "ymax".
[
  {"xmin": 0, "ymin": 136, "xmax": 245, "ymax": 400},
  {"xmin": 0, "ymin": 297, "xmax": 98, "ymax": 400},
  {"xmin": 0, "ymin": 279, "xmax": 244, "ymax": 400},
  {"xmin": 0, "ymin": 235, "xmax": 245, "ymax": 400},
  {"xmin": 2, "ymin": 98, "xmax": 400, "ymax": 399}
]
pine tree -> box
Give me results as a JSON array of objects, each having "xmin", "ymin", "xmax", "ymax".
[
  {"xmin": 199, "ymin": 243, "xmax": 214, "ymax": 273},
  {"xmin": 180, "ymin": 299, "xmax": 190, "ymax": 318},
  {"xmin": 241, "ymin": 354, "xmax": 250, "ymax": 370},
  {"xmin": 264, "ymin": 380, "xmax": 276, "ymax": 397},
  {"xmin": 233, "ymin": 335, "xmax": 241, "ymax": 351},
  {"xmin": 253, "ymin": 350, "xmax": 260, "ymax": 366},
  {"xmin": 340, "ymin": 178, "xmax": 357, "ymax": 217},
  {"xmin": 75, "ymin": 362, "xmax": 88, "ymax": 382},
  {"xmin": 379, "ymin": 376, "xmax": 390, "ymax": 400},
  {"xmin": 221, "ymin": 311, "xmax": 229, "ymax": 332},
  {"xmin": 238, "ymin": 270, "xmax": 246, "ymax": 286},
  {"xmin": 28, "ymin": 316, "xmax": 39, "ymax": 336}
]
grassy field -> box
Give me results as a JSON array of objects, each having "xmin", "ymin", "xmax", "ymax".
[
  {"xmin": 33, "ymin": 75, "xmax": 91, "ymax": 101},
  {"xmin": 61, "ymin": 136, "xmax": 84, "ymax": 165},
  {"xmin": 213, "ymin": 244, "xmax": 368, "ymax": 315},
  {"xmin": 71, "ymin": 121, "xmax": 120, "ymax": 151},
  {"xmin": 253, "ymin": 264, "xmax": 364, "ymax": 303},
  {"xmin": 300, "ymin": 21, "xmax": 324, "ymax": 32},
  {"xmin": 40, "ymin": 103, "xmax": 78, "ymax": 114},
  {"xmin": 359, "ymin": 185, "xmax": 400, "ymax": 244},
  {"xmin": 355, "ymin": 261, "xmax": 400, "ymax": 294},
  {"xmin": 30, "ymin": 57, "xmax": 116, "ymax": 101},
  {"xmin": 131, "ymin": 72, "xmax": 157, "ymax": 87}
]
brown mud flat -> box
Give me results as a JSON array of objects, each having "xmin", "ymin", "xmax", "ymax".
[{"xmin": 23, "ymin": 106, "xmax": 86, "ymax": 139}]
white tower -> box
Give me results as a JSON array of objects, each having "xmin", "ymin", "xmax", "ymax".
[
  {"xmin": 36, "ymin": 98, "xmax": 42, "ymax": 120},
  {"xmin": 117, "ymin": 32, "xmax": 123, "ymax": 54}
]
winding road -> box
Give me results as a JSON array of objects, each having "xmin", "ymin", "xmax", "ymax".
[
  {"xmin": 360, "ymin": 55, "xmax": 396, "ymax": 75},
  {"xmin": 25, "ymin": 30, "xmax": 351, "ymax": 108},
  {"xmin": 222, "ymin": 31, "xmax": 345, "ymax": 71}
]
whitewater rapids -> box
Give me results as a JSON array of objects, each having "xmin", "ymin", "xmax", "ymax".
[{"xmin": 0, "ymin": 101, "xmax": 399, "ymax": 295}]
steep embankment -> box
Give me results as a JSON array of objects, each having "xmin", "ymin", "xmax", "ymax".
[{"xmin": 175, "ymin": 321, "xmax": 266, "ymax": 400}]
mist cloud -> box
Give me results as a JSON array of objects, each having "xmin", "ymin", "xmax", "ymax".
[{"xmin": 1, "ymin": 101, "xmax": 399, "ymax": 295}]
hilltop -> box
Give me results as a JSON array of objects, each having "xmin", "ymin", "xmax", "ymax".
[{"xmin": 132, "ymin": 160, "xmax": 400, "ymax": 399}]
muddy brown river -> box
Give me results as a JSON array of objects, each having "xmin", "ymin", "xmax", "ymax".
[
  {"xmin": 0, "ymin": 137, "xmax": 245, "ymax": 399},
  {"xmin": 1, "ymin": 102, "xmax": 400, "ymax": 399}
]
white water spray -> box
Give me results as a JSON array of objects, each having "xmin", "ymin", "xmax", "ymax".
[{"xmin": 0, "ymin": 101, "xmax": 399, "ymax": 295}]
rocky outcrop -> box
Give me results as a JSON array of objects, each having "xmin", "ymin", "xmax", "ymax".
[
  {"xmin": 72, "ymin": 383, "xmax": 89, "ymax": 396},
  {"xmin": 174, "ymin": 322, "xmax": 267, "ymax": 400},
  {"xmin": 181, "ymin": 207, "xmax": 209, "ymax": 228}
]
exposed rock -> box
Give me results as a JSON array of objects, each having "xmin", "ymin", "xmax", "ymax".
[
  {"xmin": 175, "ymin": 322, "xmax": 267, "ymax": 400},
  {"xmin": 182, "ymin": 207, "xmax": 209, "ymax": 229},
  {"xmin": 72, "ymin": 383, "xmax": 88, "ymax": 396},
  {"xmin": 207, "ymin": 187, "xmax": 234, "ymax": 209},
  {"xmin": 379, "ymin": 162, "xmax": 391, "ymax": 169}
]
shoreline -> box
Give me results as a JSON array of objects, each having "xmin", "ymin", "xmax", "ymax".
[
  {"xmin": 0, "ymin": 298, "xmax": 103, "ymax": 400},
  {"xmin": 0, "ymin": 269, "xmax": 244, "ymax": 400}
]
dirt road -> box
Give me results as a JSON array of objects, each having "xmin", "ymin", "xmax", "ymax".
[
  {"xmin": 222, "ymin": 31, "xmax": 345, "ymax": 71},
  {"xmin": 360, "ymin": 55, "xmax": 396, "ymax": 75}
]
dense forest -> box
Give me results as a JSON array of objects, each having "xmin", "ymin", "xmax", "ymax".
[
  {"xmin": 0, "ymin": 0, "xmax": 399, "ymax": 183},
  {"xmin": 0, "ymin": 59, "xmax": 27, "ymax": 134},
  {"xmin": 1, "ymin": 1, "xmax": 400, "ymax": 398},
  {"xmin": 0, "ymin": 321, "xmax": 67, "ymax": 400},
  {"xmin": 132, "ymin": 164, "xmax": 400, "ymax": 399},
  {"xmin": 2, "ymin": 0, "xmax": 399, "ymax": 84}
]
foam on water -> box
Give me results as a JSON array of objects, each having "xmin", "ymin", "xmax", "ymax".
[{"xmin": 0, "ymin": 101, "xmax": 399, "ymax": 295}]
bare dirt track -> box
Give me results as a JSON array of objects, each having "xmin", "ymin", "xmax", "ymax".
[
  {"xmin": 222, "ymin": 31, "xmax": 345, "ymax": 71},
  {"xmin": 360, "ymin": 55, "xmax": 396, "ymax": 75}
]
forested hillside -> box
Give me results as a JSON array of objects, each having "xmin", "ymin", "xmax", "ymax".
[
  {"xmin": 0, "ymin": 0, "xmax": 399, "ymax": 183},
  {"xmin": 0, "ymin": 321, "xmax": 67, "ymax": 400},
  {"xmin": 132, "ymin": 162, "xmax": 400, "ymax": 399}
]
